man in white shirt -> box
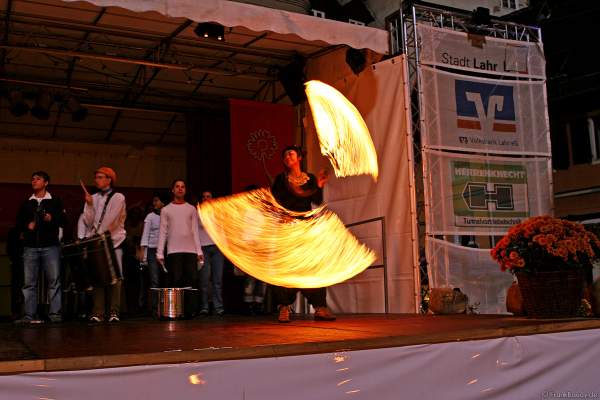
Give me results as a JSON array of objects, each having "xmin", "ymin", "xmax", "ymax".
[
  {"xmin": 82, "ymin": 166, "xmax": 126, "ymax": 323},
  {"xmin": 157, "ymin": 180, "xmax": 203, "ymax": 289}
]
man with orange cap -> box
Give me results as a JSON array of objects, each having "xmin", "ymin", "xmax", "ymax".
[{"xmin": 81, "ymin": 166, "xmax": 126, "ymax": 322}]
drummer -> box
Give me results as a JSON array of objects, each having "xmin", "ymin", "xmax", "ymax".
[{"xmin": 81, "ymin": 167, "xmax": 126, "ymax": 323}]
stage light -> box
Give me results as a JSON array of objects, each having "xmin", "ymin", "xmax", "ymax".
[
  {"xmin": 194, "ymin": 23, "xmax": 225, "ymax": 41},
  {"xmin": 65, "ymin": 96, "xmax": 88, "ymax": 122},
  {"xmin": 7, "ymin": 90, "xmax": 30, "ymax": 117},
  {"xmin": 305, "ymin": 80, "xmax": 378, "ymax": 180},
  {"xmin": 30, "ymin": 89, "xmax": 53, "ymax": 120},
  {"xmin": 198, "ymin": 188, "xmax": 375, "ymax": 289},
  {"xmin": 345, "ymin": 48, "xmax": 367, "ymax": 75}
]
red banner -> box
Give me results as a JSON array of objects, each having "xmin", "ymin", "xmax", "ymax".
[{"xmin": 230, "ymin": 99, "xmax": 295, "ymax": 193}]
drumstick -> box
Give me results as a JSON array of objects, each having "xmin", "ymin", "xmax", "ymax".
[{"xmin": 79, "ymin": 179, "xmax": 90, "ymax": 195}]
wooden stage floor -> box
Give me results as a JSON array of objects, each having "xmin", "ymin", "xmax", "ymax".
[{"xmin": 1, "ymin": 314, "xmax": 599, "ymax": 374}]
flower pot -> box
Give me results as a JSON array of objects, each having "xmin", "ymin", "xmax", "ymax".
[{"xmin": 515, "ymin": 270, "xmax": 584, "ymax": 318}]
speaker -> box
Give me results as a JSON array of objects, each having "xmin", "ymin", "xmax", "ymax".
[
  {"xmin": 278, "ymin": 58, "xmax": 307, "ymax": 105},
  {"xmin": 346, "ymin": 48, "xmax": 367, "ymax": 75}
]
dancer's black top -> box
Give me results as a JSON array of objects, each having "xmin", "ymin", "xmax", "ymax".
[{"xmin": 271, "ymin": 172, "xmax": 323, "ymax": 212}]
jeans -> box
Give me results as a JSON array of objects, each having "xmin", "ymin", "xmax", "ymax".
[
  {"xmin": 244, "ymin": 277, "xmax": 267, "ymax": 304},
  {"xmin": 23, "ymin": 246, "xmax": 62, "ymax": 321},
  {"xmin": 139, "ymin": 248, "xmax": 160, "ymax": 310},
  {"xmin": 199, "ymin": 245, "xmax": 224, "ymax": 313}
]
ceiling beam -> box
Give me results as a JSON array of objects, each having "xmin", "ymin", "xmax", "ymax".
[
  {"xmin": 0, "ymin": 45, "xmax": 274, "ymax": 81},
  {"xmin": 129, "ymin": 19, "xmax": 194, "ymax": 105},
  {"xmin": 53, "ymin": 8, "xmax": 107, "ymax": 139},
  {"xmin": 187, "ymin": 32, "xmax": 271, "ymax": 99},
  {"xmin": 105, "ymin": 19, "xmax": 194, "ymax": 141}
]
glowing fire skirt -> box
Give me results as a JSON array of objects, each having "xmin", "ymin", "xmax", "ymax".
[
  {"xmin": 305, "ymin": 80, "xmax": 378, "ymax": 180},
  {"xmin": 198, "ymin": 189, "xmax": 375, "ymax": 288}
]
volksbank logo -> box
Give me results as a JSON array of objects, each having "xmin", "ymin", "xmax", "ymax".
[{"xmin": 455, "ymin": 80, "xmax": 516, "ymax": 133}]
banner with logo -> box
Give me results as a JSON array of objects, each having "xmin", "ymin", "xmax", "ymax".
[
  {"xmin": 424, "ymin": 150, "xmax": 552, "ymax": 235},
  {"xmin": 419, "ymin": 66, "xmax": 550, "ymax": 155},
  {"xmin": 417, "ymin": 24, "xmax": 546, "ymax": 79},
  {"xmin": 230, "ymin": 99, "xmax": 295, "ymax": 193}
]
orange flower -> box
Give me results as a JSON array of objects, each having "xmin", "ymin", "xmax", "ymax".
[
  {"xmin": 557, "ymin": 247, "xmax": 568, "ymax": 259},
  {"xmin": 492, "ymin": 216, "xmax": 600, "ymax": 272},
  {"xmin": 533, "ymin": 234, "xmax": 548, "ymax": 246},
  {"xmin": 514, "ymin": 259, "xmax": 525, "ymax": 268}
]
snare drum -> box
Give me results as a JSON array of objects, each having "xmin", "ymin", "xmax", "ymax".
[{"xmin": 62, "ymin": 232, "xmax": 121, "ymax": 287}]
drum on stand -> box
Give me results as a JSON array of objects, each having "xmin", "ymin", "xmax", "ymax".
[{"xmin": 62, "ymin": 232, "xmax": 121, "ymax": 288}]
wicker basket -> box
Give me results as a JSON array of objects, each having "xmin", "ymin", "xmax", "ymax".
[{"xmin": 515, "ymin": 270, "xmax": 584, "ymax": 318}]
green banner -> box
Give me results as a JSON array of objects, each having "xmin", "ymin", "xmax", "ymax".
[{"xmin": 451, "ymin": 161, "xmax": 529, "ymax": 227}]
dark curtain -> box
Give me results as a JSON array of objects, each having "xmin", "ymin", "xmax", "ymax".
[{"xmin": 185, "ymin": 109, "xmax": 231, "ymax": 199}]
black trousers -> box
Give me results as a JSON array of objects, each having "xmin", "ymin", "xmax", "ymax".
[
  {"xmin": 166, "ymin": 253, "xmax": 197, "ymax": 288},
  {"xmin": 274, "ymin": 286, "xmax": 327, "ymax": 308}
]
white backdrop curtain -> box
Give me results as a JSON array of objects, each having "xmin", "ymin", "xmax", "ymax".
[{"xmin": 305, "ymin": 53, "xmax": 419, "ymax": 313}]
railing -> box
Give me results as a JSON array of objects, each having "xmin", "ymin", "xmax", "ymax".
[{"xmin": 345, "ymin": 216, "xmax": 388, "ymax": 313}]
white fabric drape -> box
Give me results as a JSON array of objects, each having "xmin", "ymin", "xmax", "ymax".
[
  {"xmin": 426, "ymin": 237, "xmax": 514, "ymax": 314},
  {"xmin": 63, "ymin": 0, "xmax": 390, "ymax": 54},
  {"xmin": 2, "ymin": 329, "xmax": 600, "ymax": 399},
  {"xmin": 417, "ymin": 23, "xmax": 546, "ymax": 79},
  {"xmin": 305, "ymin": 54, "xmax": 419, "ymax": 313}
]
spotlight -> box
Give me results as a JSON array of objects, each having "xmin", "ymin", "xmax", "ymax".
[
  {"xmin": 31, "ymin": 89, "xmax": 53, "ymax": 120},
  {"xmin": 65, "ymin": 96, "xmax": 88, "ymax": 122},
  {"xmin": 7, "ymin": 90, "xmax": 30, "ymax": 117},
  {"xmin": 194, "ymin": 23, "xmax": 225, "ymax": 41},
  {"xmin": 345, "ymin": 48, "xmax": 367, "ymax": 75}
]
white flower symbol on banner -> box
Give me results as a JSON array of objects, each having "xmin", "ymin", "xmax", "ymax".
[{"xmin": 246, "ymin": 129, "xmax": 278, "ymax": 161}]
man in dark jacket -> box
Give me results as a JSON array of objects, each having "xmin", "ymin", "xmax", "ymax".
[{"xmin": 16, "ymin": 171, "xmax": 66, "ymax": 323}]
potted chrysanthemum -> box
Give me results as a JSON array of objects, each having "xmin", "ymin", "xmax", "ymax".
[{"xmin": 491, "ymin": 215, "xmax": 600, "ymax": 318}]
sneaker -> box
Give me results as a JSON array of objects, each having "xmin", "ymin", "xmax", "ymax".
[
  {"xmin": 278, "ymin": 305, "xmax": 291, "ymax": 323},
  {"xmin": 89, "ymin": 315, "xmax": 103, "ymax": 323},
  {"xmin": 314, "ymin": 307, "xmax": 336, "ymax": 321},
  {"xmin": 108, "ymin": 311, "xmax": 120, "ymax": 322},
  {"xmin": 216, "ymin": 309, "xmax": 225, "ymax": 317},
  {"xmin": 14, "ymin": 318, "xmax": 43, "ymax": 324}
]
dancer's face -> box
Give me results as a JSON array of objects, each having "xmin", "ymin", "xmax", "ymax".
[{"xmin": 283, "ymin": 150, "xmax": 301, "ymax": 170}]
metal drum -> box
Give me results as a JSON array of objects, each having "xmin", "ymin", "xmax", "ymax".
[
  {"xmin": 62, "ymin": 232, "xmax": 121, "ymax": 288},
  {"xmin": 153, "ymin": 288, "xmax": 196, "ymax": 319}
]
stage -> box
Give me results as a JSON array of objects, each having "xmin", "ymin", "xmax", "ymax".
[
  {"xmin": 2, "ymin": 314, "xmax": 600, "ymax": 399},
  {"xmin": 1, "ymin": 314, "xmax": 599, "ymax": 374}
]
